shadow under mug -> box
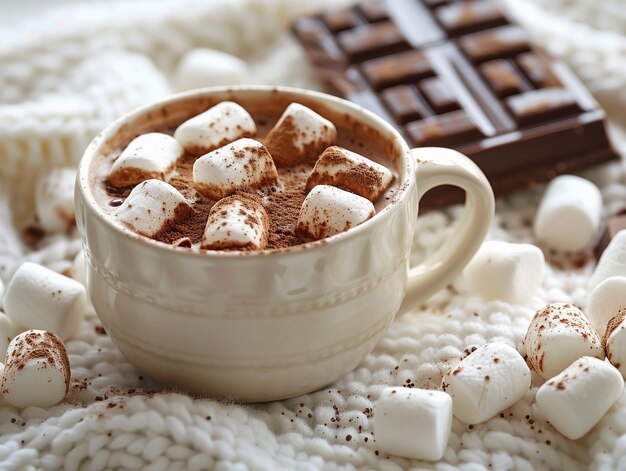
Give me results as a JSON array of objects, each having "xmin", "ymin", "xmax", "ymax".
[{"xmin": 75, "ymin": 86, "xmax": 494, "ymax": 402}]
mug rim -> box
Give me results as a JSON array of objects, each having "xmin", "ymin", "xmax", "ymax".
[{"xmin": 77, "ymin": 85, "xmax": 415, "ymax": 258}]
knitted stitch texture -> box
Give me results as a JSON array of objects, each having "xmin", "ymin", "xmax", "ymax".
[{"xmin": 1, "ymin": 0, "xmax": 626, "ymax": 469}]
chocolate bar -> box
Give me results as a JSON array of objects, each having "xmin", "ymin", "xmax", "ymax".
[
  {"xmin": 596, "ymin": 208, "xmax": 626, "ymax": 258},
  {"xmin": 293, "ymin": 0, "xmax": 619, "ymax": 208}
]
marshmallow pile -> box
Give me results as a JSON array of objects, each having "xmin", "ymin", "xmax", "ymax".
[
  {"xmin": 106, "ymin": 100, "xmax": 395, "ymax": 250},
  {"xmin": 0, "ymin": 262, "xmax": 78, "ymax": 408}
]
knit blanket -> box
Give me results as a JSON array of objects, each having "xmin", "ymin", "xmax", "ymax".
[{"xmin": 1, "ymin": 0, "xmax": 625, "ymax": 469}]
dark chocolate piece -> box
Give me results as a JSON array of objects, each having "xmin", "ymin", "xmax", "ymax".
[
  {"xmin": 596, "ymin": 209, "xmax": 626, "ymax": 259},
  {"xmin": 292, "ymin": 0, "xmax": 619, "ymax": 209}
]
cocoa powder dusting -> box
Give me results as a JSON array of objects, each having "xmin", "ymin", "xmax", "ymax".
[{"xmin": 604, "ymin": 308, "xmax": 626, "ymax": 346}]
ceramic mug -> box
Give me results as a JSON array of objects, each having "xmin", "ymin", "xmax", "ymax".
[{"xmin": 75, "ymin": 86, "xmax": 494, "ymax": 402}]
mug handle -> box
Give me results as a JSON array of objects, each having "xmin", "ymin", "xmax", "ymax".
[{"xmin": 400, "ymin": 147, "xmax": 495, "ymax": 313}]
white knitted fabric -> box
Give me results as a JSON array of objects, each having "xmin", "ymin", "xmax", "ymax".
[{"xmin": 1, "ymin": 0, "xmax": 626, "ymax": 469}]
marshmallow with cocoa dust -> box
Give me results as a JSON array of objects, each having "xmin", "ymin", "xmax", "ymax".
[
  {"xmin": 202, "ymin": 195, "xmax": 269, "ymax": 250},
  {"xmin": 587, "ymin": 276, "xmax": 626, "ymax": 335},
  {"xmin": 297, "ymin": 185, "xmax": 375, "ymax": 240},
  {"xmin": 35, "ymin": 168, "xmax": 77, "ymax": 233},
  {"xmin": 4, "ymin": 262, "xmax": 86, "ymax": 341},
  {"xmin": 306, "ymin": 146, "xmax": 393, "ymax": 202},
  {"xmin": 114, "ymin": 179, "xmax": 192, "ymax": 237},
  {"xmin": 536, "ymin": 356, "xmax": 623, "ymax": 440},
  {"xmin": 107, "ymin": 132, "xmax": 183, "ymax": 187},
  {"xmin": 264, "ymin": 103, "xmax": 337, "ymax": 166},
  {"xmin": 524, "ymin": 303, "xmax": 604, "ymax": 380},
  {"xmin": 193, "ymin": 138, "xmax": 278, "ymax": 199},
  {"xmin": 174, "ymin": 101, "xmax": 256, "ymax": 155},
  {"xmin": 442, "ymin": 342, "xmax": 530, "ymax": 425},
  {"xmin": 604, "ymin": 309, "xmax": 626, "ymax": 377},
  {"xmin": 1, "ymin": 330, "xmax": 70, "ymax": 408}
]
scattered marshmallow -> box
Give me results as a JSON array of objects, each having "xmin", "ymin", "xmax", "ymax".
[
  {"xmin": 114, "ymin": 179, "xmax": 192, "ymax": 237},
  {"xmin": 463, "ymin": 241, "xmax": 545, "ymax": 304},
  {"xmin": 174, "ymin": 101, "xmax": 256, "ymax": 155},
  {"xmin": 4, "ymin": 262, "xmax": 86, "ymax": 341},
  {"xmin": 604, "ymin": 309, "xmax": 626, "ymax": 377},
  {"xmin": 306, "ymin": 146, "xmax": 393, "ymax": 202},
  {"xmin": 373, "ymin": 387, "xmax": 452, "ymax": 461},
  {"xmin": 524, "ymin": 303, "xmax": 604, "ymax": 379},
  {"xmin": 173, "ymin": 48, "xmax": 248, "ymax": 91},
  {"xmin": 442, "ymin": 342, "xmax": 530, "ymax": 424},
  {"xmin": 193, "ymin": 138, "xmax": 278, "ymax": 199},
  {"xmin": 0, "ymin": 314, "xmax": 14, "ymax": 359},
  {"xmin": 536, "ymin": 356, "xmax": 623, "ymax": 440},
  {"xmin": 534, "ymin": 175, "xmax": 602, "ymax": 252},
  {"xmin": 70, "ymin": 250, "xmax": 87, "ymax": 287},
  {"xmin": 107, "ymin": 132, "xmax": 183, "ymax": 187},
  {"xmin": 264, "ymin": 103, "xmax": 337, "ymax": 167},
  {"xmin": 201, "ymin": 195, "xmax": 269, "ymax": 251},
  {"xmin": 297, "ymin": 185, "xmax": 375, "ymax": 240},
  {"xmin": 589, "ymin": 230, "xmax": 626, "ymax": 292},
  {"xmin": 587, "ymin": 276, "xmax": 626, "ymax": 335},
  {"xmin": 1, "ymin": 330, "xmax": 70, "ymax": 408},
  {"xmin": 35, "ymin": 168, "xmax": 77, "ymax": 233}
]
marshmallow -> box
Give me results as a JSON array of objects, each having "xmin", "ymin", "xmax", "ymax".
[
  {"xmin": 173, "ymin": 48, "xmax": 248, "ymax": 91},
  {"xmin": 1, "ymin": 330, "xmax": 70, "ymax": 408},
  {"xmin": 201, "ymin": 195, "xmax": 269, "ymax": 251},
  {"xmin": 441, "ymin": 342, "xmax": 531, "ymax": 424},
  {"xmin": 0, "ymin": 278, "xmax": 4, "ymax": 311},
  {"xmin": 0, "ymin": 314, "xmax": 14, "ymax": 359},
  {"xmin": 463, "ymin": 241, "xmax": 545, "ymax": 304},
  {"xmin": 70, "ymin": 250, "xmax": 87, "ymax": 287},
  {"xmin": 35, "ymin": 168, "xmax": 76, "ymax": 233},
  {"xmin": 114, "ymin": 179, "xmax": 192, "ymax": 237},
  {"xmin": 373, "ymin": 387, "xmax": 452, "ymax": 461},
  {"xmin": 534, "ymin": 175, "xmax": 602, "ymax": 252},
  {"xmin": 589, "ymin": 230, "xmax": 626, "ymax": 291},
  {"xmin": 536, "ymin": 356, "xmax": 623, "ymax": 440},
  {"xmin": 524, "ymin": 303, "xmax": 604, "ymax": 379},
  {"xmin": 193, "ymin": 138, "xmax": 278, "ymax": 199},
  {"xmin": 587, "ymin": 276, "xmax": 626, "ymax": 335},
  {"xmin": 107, "ymin": 132, "xmax": 183, "ymax": 187},
  {"xmin": 174, "ymin": 101, "xmax": 256, "ymax": 155},
  {"xmin": 306, "ymin": 146, "xmax": 394, "ymax": 202},
  {"xmin": 4, "ymin": 262, "xmax": 86, "ymax": 341},
  {"xmin": 264, "ymin": 103, "xmax": 337, "ymax": 167},
  {"xmin": 297, "ymin": 185, "xmax": 375, "ymax": 240},
  {"xmin": 604, "ymin": 309, "xmax": 626, "ymax": 377}
]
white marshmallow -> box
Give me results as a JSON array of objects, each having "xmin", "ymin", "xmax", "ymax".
[
  {"xmin": 534, "ymin": 175, "xmax": 602, "ymax": 252},
  {"xmin": 589, "ymin": 230, "xmax": 626, "ymax": 291},
  {"xmin": 70, "ymin": 250, "xmax": 87, "ymax": 287},
  {"xmin": 173, "ymin": 48, "xmax": 248, "ymax": 91},
  {"xmin": 463, "ymin": 241, "xmax": 545, "ymax": 304},
  {"xmin": 524, "ymin": 303, "xmax": 604, "ymax": 379},
  {"xmin": 108, "ymin": 132, "xmax": 183, "ymax": 187},
  {"xmin": 4, "ymin": 262, "xmax": 86, "ymax": 341},
  {"xmin": 536, "ymin": 356, "xmax": 623, "ymax": 440},
  {"xmin": 441, "ymin": 342, "xmax": 531, "ymax": 425},
  {"xmin": 174, "ymin": 101, "xmax": 256, "ymax": 155},
  {"xmin": 587, "ymin": 276, "xmax": 626, "ymax": 335},
  {"xmin": 202, "ymin": 195, "xmax": 269, "ymax": 251},
  {"xmin": 264, "ymin": 103, "xmax": 337, "ymax": 167},
  {"xmin": 114, "ymin": 179, "xmax": 192, "ymax": 237},
  {"xmin": 0, "ymin": 278, "xmax": 4, "ymax": 311},
  {"xmin": 1, "ymin": 330, "xmax": 70, "ymax": 408},
  {"xmin": 306, "ymin": 146, "xmax": 393, "ymax": 202},
  {"xmin": 605, "ymin": 309, "xmax": 626, "ymax": 377},
  {"xmin": 298, "ymin": 185, "xmax": 375, "ymax": 240},
  {"xmin": 35, "ymin": 168, "xmax": 76, "ymax": 233},
  {"xmin": 373, "ymin": 387, "xmax": 452, "ymax": 461},
  {"xmin": 193, "ymin": 138, "xmax": 278, "ymax": 199},
  {"xmin": 0, "ymin": 314, "xmax": 14, "ymax": 359}
]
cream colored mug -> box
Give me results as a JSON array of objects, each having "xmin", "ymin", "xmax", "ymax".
[{"xmin": 75, "ymin": 86, "xmax": 494, "ymax": 402}]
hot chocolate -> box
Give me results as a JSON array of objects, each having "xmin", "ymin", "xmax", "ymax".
[{"xmin": 92, "ymin": 98, "xmax": 400, "ymax": 251}]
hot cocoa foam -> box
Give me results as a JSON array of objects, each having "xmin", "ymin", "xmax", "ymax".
[{"xmin": 93, "ymin": 100, "xmax": 400, "ymax": 251}]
